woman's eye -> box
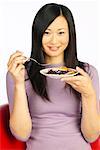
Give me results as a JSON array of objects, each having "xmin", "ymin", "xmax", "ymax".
[
  {"xmin": 44, "ymin": 31, "xmax": 50, "ymax": 35},
  {"xmin": 58, "ymin": 31, "xmax": 65, "ymax": 35}
]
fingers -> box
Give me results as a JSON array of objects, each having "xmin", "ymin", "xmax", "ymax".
[
  {"xmin": 7, "ymin": 51, "xmax": 27, "ymax": 70},
  {"xmin": 60, "ymin": 67, "xmax": 87, "ymax": 82},
  {"xmin": 9, "ymin": 63, "xmax": 26, "ymax": 83},
  {"xmin": 7, "ymin": 50, "xmax": 23, "ymax": 67},
  {"xmin": 60, "ymin": 67, "xmax": 90, "ymax": 93},
  {"xmin": 76, "ymin": 66, "xmax": 88, "ymax": 77},
  {"xmin": 14, "ymin": 64, "xmax": 25, "ymax": 75},
  {"xmin": 8, "ymin": 56, "xmax": 26, "ymax": 67},
  {"xmin": 60, "ymin": 69, "xmax": 83, "ymax": 85},
  {"xmin": 8, "ymin": 56, "xmax": 26, "ymax": 73},
  {"xmin": 61, "ymin": 75, "xmax": 80, "ymax": 82},
  {"xmin": 7, "ymin": 51, "xmax": 28, "ymax": 80}
]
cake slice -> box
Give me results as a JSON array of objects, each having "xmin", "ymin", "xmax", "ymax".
[{"xmin": 47, "ymin": 66, "xmax": 77, "ymax": 75}]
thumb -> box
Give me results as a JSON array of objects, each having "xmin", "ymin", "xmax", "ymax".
[{"xmin": 76, "ymin": 66, "xmax": 87, "ymax": 76}]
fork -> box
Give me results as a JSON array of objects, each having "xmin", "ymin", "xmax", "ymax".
[{"xmin": 26, "ymin": 57, "xmax": 50, "ymax": 66}]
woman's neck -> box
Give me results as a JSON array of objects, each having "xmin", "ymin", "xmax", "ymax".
[{"xmin": 45, "ymin": 55, "xmax": 64, "ymax": 65}]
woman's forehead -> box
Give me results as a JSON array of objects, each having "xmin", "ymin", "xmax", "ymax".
[{"xmin": 46, "ymin": 16, "xmax": 68, "ymax": 30}]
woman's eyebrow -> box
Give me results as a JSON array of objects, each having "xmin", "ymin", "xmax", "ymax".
[
  {"xmin": 58, "ymin": 28, "xmax": 67, "ymax": 30},
  {"xmin": 46, "ymin": 28, "xmax": 67, "ymax": 31},
  {"xmin": 45, "ymin": 28, "xmax": 51, "ymax": 31}
]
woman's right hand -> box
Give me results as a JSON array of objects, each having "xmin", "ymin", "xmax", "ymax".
[{"xmin": 7, "ymin": 50, "xmax": 27, "ymax": 84}]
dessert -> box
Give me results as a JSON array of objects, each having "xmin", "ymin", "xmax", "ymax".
[{"xmin": 47, "ymin": 66, "xmax": 77, "ymax": 75}]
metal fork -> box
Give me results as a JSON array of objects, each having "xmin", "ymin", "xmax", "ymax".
[{"xmin": 26, "ymin": 57, "xmax": 50, "ymax": 66}]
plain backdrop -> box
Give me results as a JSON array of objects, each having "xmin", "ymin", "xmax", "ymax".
[{"xmin": 0, "ymin": 0, "xmax": 100, "ymax": 105}]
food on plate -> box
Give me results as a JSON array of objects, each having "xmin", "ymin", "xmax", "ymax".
[
  {"xmin": 46, "ymin": 66, "xmax": 77, "ymax": 75},
  {"xmin": 40, "ymin": 66, "xmax": 79, "ymax": 79}
]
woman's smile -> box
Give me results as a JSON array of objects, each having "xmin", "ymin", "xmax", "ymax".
[{"xmin": 47, "ymin": 45, "xmax": 60, "ymax": 51}]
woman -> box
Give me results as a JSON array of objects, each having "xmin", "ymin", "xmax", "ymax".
[{"xmin": 6, "ymin": 3, "xmax": 100, "ymax": 150}]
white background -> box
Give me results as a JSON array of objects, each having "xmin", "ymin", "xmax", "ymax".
[{"xmin": 0, "ymin": 0, "xmax": 100, "ymax": 105}]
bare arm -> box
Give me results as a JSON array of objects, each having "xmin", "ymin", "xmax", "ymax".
[
  {"xmin": 7, "ymin": 51, "xmax": 32, "ymax": 140},
  {"xmin": 81, "ymin": 92, "xmax": 100, "ymax": 142},
  {"xmin": 61, "ymin": 66, "xmax": 100, "ymax": 142},
  {"xmin": 10, "ymin": 82, "xmax": 32, "ymax": 140}
]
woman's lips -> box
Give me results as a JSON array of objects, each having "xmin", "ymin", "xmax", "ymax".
[{"xmin": 48, "ymin": 46, "xmax": 60, "ymax": 51}]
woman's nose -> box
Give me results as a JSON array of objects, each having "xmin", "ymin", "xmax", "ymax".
[{"xmin": 50, "ymin": 33, "xmax": 58, "ymax": 44}]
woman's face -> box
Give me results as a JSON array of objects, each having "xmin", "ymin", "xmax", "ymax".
[{"xmin": 42, "ymin": 15, "xmax": 69, "ymax": 63}]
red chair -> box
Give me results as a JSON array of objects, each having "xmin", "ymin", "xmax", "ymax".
[
  {"xmin": 91, "ymin": 137, "xmax": 100, "ymax": 150},
  {"xmin": 0, "ymin": 104, "xmax": 26, "ymax": 150},
  {"xmin": 0, "ymin": 104, "xmax": 100, "ymax": 150}
]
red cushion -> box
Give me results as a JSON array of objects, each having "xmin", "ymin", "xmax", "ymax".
[
  {"xmin": 90, "ymin": 137, "xmax": 100, "ymax": 150},
  {"xmin": 0, "ymin": 104, "xmax": 26, "ymax": 150}
]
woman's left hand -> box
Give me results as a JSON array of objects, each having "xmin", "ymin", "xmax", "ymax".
[{"xmin": 61, "ymin": 66, "xmax": 95, "ymax": 98}]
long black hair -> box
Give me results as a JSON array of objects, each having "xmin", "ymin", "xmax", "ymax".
[{"xmin": 25, "ymin": 3, "xmax": 86, "ymax": 101}]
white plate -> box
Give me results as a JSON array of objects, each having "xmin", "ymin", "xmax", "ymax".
[{"xmin": 40, "ymin": 67, "xmax": 78, "ymax": 79}]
